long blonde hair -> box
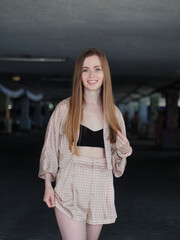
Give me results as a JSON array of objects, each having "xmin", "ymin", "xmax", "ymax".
[{"xmin": 64, "ymin": 48, "xmax": 122, "ymax": 155}]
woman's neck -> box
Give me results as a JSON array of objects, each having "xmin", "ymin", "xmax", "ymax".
[{"xmin": 83, "ymin": 89, "xmax": 102, "ymax": 105}]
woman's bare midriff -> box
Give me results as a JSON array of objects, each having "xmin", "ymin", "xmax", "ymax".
[{"xmin": 77, "ymin": 146, "xmax": 105, "ymax": 158}]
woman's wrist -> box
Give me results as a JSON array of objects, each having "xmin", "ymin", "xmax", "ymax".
[
  {"xmin": 116, "ymin": 141, "xmax": 132, "ymax": 158},
  {"xmin": 45, "ymin": 173, "xmax": 53, "ymax": 188},
  {"xmin": 117, "ymin": 141, "xmax": 131, "ymax": 154}
]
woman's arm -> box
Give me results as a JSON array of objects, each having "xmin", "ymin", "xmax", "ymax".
[
  {"xmin": 116, "ymin": 129, "xmax": 132, "ymax": 158},
  {"xmin": 111, "ymin": 106, "xmax": 133, "ymax": 178},
  {"xmin": 43, "ymin": 173, "xmax": 55, "ymax": 208},
  {"xmin": 38, "ymin": 105, "xmax": 61, "ymax": 182}
]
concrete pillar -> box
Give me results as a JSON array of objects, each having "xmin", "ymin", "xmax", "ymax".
[
  {"xmin": 4, "ymin": 95, "xmax": 13, "ymax": 133},
  {"xmin": 163, "ymin": 90, "xmax": 180, "ymax": 149},
  {"xmin": 20, "ymin": 97, "xmax": 31, "ymax": 130},
  {"xmin": 149, "ymin": 93, "xmax": 161, "ymax": 123},
  {"xmin": 126, "ymin": 102, "xmax": 137, "ymax": 128},
  {"xmin": 34, "ymin": 101, "xmax": 43, "ymax": 128},
  {"xmin": 139, "ymin": 97, "xmax": 149, "ymax": 123},
  {"xmin": 130, "ymin": 102, "xmax": 138, "ymax": 131},
  {"xmin": 118, "ymin": 104, "xmax": 126, "ymax": 116},
  {"xmin": 166, "ymin": 90, "xmax": 179, "ymax": 129},
  {"xmin": 138, "ymin": 97, "xmax": 149, "ymax": 136},
  {"xmin": 43, "ymin": 103, "xmax": 51, "ymax": 126},
  {"xmin": 5, "ymin": 95, "xmax": 10, "ymax": 120},
  {"xmin": 148, "ymin": 93, "xmax": 161, "ymax": 139},
  {"xmin": 128, "ymin": 102, "xmax": 138, "ymax": 121}
]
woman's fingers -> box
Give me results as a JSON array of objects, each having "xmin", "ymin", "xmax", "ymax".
[
  {"xmin": 47, "ymin": 198, "xmax": 52, "ymax": 208},
  {"xmin": 43, "ymin": 189, "xmax": 55, "ymax": 208},
  {"xmin": 117, "ymin": 130, "xmax": 129, "ymax": 148},
  {"xmin": 51, "ymin": 194, "xmax": 55, "ymax": 207},
  {"xmin": 43, "ymin": 196, "xmax": 50, "ymax": 207},
  {"xmin": 117, "ymin": 130, "xmax": 126, "ymax": 140},
  {"xmin": 117, "ymin": 131, "xmax": 127, "ymax": 142},
  {"xmin": 45, "ymin": 196, "xmax": 54, "ymax": 208}
]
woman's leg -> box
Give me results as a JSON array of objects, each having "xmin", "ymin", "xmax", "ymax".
[
  {"xmin": 86, "ymin": 223, "xmax": 103, "ymax": 240},
  {"xmin": 54, "ymin": 207, "xmax": 86, "ymax": 240}
]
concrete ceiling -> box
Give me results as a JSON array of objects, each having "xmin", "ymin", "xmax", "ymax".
[{"xmin": 0, "ymin": 0, "xmax": 180, "ymax": 104}]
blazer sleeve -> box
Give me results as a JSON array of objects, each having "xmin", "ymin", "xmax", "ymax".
[
  {"xmin": 38, "ymin": 105, "xmax": 62, "ymax": 182},
  {"xmin": 111, "ymin": 106, "xmax": 133, "ymax": 178}
]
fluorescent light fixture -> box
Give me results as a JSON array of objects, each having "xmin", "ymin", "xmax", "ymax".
[
  {"xmin": 130, "ymin": 93, "xmax": 141, "ymax": 99},
  {"xmin": 138, "ymin": 86, "xmax": 155, "ymax": 95},
  {"xmin": 0, "ymin": 57, "xmax": 67, "ymax": 63},
  {"xmin": 41, "ymin": 77, "xmax": 72, "ymax": 82}
]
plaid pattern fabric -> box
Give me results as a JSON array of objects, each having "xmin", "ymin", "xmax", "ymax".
[
  {"xmin": 54, "ymin": 155, "xmax": 117, "ymax": 225},
  {"xmin": 38, "ymin": 97, "xmax": 132, "ymax": 181}
]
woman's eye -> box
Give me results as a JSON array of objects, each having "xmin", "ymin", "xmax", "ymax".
[
  {"xmin": 82, "ymin": 69, "xmax": 88, "ymax": 72},
  {"xmin": 95, "ymin": 68, "xmax": 101, "ymax": 71}
]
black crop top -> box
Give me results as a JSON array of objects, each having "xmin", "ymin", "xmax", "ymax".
[{"xmin": 77, "ymin": 124, "xmax": 105, "ymax": 148}]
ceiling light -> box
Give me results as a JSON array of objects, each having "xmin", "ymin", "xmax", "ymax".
[
  {"xmin": 12, "ymin": 76, "xmax": 21, "ymax": 81},
  {"xmin": 0, "ymin": 56, "xmax": 67, "ymax": 63},
  {"xmin": 48, "ymin": 103, "xmax": 54, "ymax": 110}
]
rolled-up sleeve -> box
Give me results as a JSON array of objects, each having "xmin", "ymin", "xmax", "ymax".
[
  {"xmin": 38, "ymin": 106, "xmax": 61, "ymax": 182},
  {"xmin": 111, "ymin": 106, "xmax": 133, "ymax": 178}
]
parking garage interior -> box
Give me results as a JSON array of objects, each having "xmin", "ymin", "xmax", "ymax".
[{"xmin": 0, "ymin": 1, "xmax": 180, "ymax": 240}]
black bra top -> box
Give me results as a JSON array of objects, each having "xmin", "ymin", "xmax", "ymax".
[{"xmin": 77, "ymin": 124, "xmax": 105, "ymax": 148}]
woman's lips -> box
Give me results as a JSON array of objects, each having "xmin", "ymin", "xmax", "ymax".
[{"xmin": 87, "ymin": 80, "xmax": 98, "ymax": 85}]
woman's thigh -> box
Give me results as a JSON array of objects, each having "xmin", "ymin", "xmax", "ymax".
[
  {"xmin": 86, "ymin": 223, "xmax": 103, "ymax": 240},
  {"xmin": 54, "ymin": 207, "xmax": 86, "ymax": 240}
]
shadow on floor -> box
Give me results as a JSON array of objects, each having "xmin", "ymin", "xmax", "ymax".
[{"xmin": 0, "ymin": 130, "xmax": 180, "ymax": 240}]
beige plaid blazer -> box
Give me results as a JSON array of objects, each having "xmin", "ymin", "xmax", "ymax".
[{"xmin": 38, "ymin": 97, "xmax": 132, "ymax": 181}]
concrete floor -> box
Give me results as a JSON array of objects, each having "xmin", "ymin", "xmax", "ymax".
[{"xmin": 0, "ymin": 129, "xmax": 180, "ymax": 240}]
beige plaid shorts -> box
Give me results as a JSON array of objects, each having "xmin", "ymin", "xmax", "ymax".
[{"xmin": 54, "ymin": 155, "xmax": 117, "ymax": 225}]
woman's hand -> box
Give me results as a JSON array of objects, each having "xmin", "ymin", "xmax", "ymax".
[
  {"xmin": 43, "ymin": 185, "xmax": 55, "ymax": 208},
  {"xmin": 43, "ymin": 173, "xmax": 56, "ymax": 208},
  {"xmin": 116, "ymin": 129, "xmax": 131, "ymax": 155}
]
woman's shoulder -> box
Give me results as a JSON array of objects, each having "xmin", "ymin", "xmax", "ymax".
[
  {"xmin": 56, "ymin": 97, "xmax": 71, "ymax": 110},
  {"xmin": 51, "ymin": 97, "xmax": 71, "ymax": 119}
]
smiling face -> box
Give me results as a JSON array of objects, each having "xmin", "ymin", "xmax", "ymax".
[{"xmin": 81, "ymin": 55, "xmax": 104, "ymax": 92}]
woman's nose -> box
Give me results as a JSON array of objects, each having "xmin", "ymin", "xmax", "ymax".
[{"xmin": 89, "ymin": 69, "xmax": 95, "ymax": 77}]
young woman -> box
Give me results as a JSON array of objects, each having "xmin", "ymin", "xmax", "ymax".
[{"xmin": 38, "ymin": 48, "xmax": 132, "ymax": 240}]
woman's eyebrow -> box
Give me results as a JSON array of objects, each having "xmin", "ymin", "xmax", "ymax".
[{"xmin": 82, "ymin": 65, "xmax": 101, "ymax": 68}]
